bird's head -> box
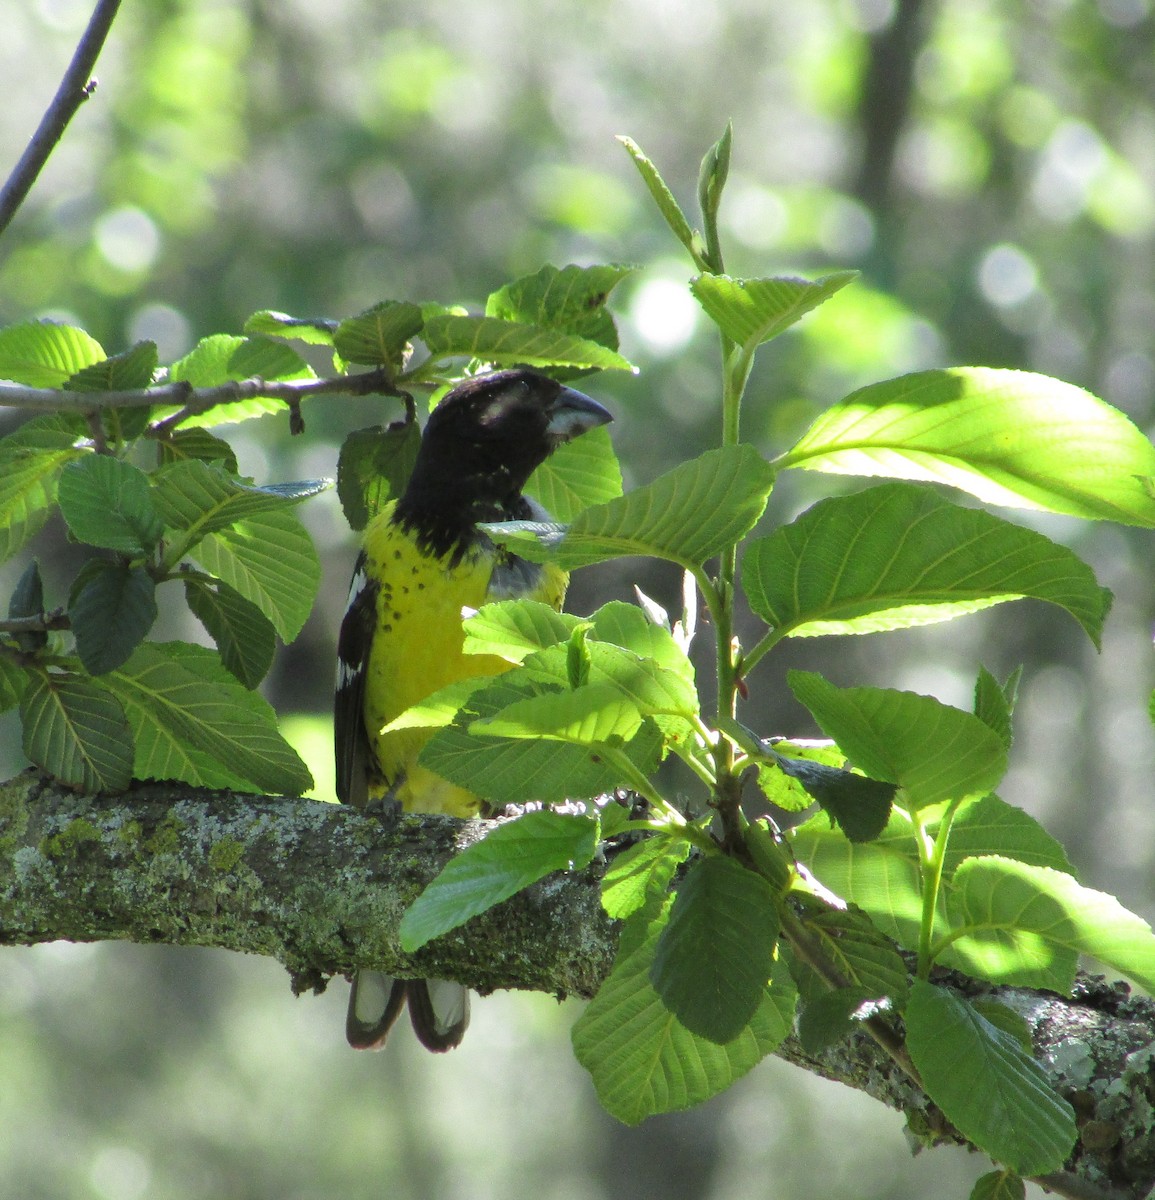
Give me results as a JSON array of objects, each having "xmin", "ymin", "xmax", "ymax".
[{"xmin": 403, "ymin": 369, "xmax": 612, "ymax": 517}]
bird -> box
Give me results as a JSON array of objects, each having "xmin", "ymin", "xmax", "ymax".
[{"xmin": 334, "ymin": 367, "xmax": 612, "ymax": 1052}]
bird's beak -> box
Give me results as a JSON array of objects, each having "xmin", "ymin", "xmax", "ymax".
[{"xmin": 545, "ymin": 386, "xmax": 613, "ymax": 445}]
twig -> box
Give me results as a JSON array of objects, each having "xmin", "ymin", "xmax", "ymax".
[
  {"xmin": 0, "ymin": 0, "xmax": 124, "ymax": 240},
  {"xmin": 0, "ymin": 367, "xmax": 406, "ymax": 426}
]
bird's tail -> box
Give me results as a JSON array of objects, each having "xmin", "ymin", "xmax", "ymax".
[{"xmin": 346, "ymin": 971, "xmax": 470, "ymax": 1052}]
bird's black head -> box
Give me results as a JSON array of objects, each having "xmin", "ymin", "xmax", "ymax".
[{"xmin": 396, "ymin": 368, "xmax": 612, "ymax": 558}]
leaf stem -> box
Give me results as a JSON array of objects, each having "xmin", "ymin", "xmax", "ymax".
[{"xmin": 915, "ymin": 797, "xmax": 964, "ymax": 977}]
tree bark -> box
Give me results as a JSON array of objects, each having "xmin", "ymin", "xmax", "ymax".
[{"xmin": 2, "ymin": 769, "xmax": 1153, "ymax": 1200}]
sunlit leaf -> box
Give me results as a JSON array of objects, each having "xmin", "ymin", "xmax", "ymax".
[
  {"xmin": 422, "ymin": 314, "xmax": 634, "ymax": 371},
  {"xmin": 781, "ymin": 368, "xmax": 1155, "ymax": 526},
  {"xmin": 0, "ymin": 321, "xmax": 104, "ymax": 387},
  {"xmin": 743, "ymin": 483, "xmax": 1111, "ymax": 645}
]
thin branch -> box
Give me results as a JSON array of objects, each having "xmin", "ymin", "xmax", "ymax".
[
  {"xmin": 0, "ymin": 0, "xmax": 124, "ymax": 240},
  {"xmin": 0, "ymin": 610, "xmax": 70, "ymax": 635},
  {"xmin": 0, "ymin": 367, "xmax": 406, "ymax": 424}
]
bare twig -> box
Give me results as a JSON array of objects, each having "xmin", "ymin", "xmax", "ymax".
[
  {"xmin": 0, "ymin": 0, "xmax": 124, "ymax": 240},
  {"xmin": 0, "ymin": 610, "xmax": 70, "ymax": 635}
]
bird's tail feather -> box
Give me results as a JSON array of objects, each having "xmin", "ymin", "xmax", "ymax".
[{"xmin": 345, "ymin": 972, "xmax": 470, "ymax": 1052}]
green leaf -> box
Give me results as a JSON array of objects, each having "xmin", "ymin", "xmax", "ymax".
[
  {"xmin": 601, "ymin": 836, "xmax": 691, "ymax": 920},
  {"xmin": 166, "ymin": 334, "xmax": 313, "ymax": 427},
  {"xmin": 157, "ymin": 428, "xmax": 239, "ymax": 473},
  {"xmin": 793, "ymin": 906, "xmax": 910, "ymax": 1006},
  {"xmin": 970, "ymin": 1170, "xmax": 1025, "ymax": 1200},
  {"xmin": 650, "ymin": 855, "xmax": 779, "ymax": 1044},
  {"xmin": 8, "ymin": 559, "xmax": 47, "ymax": 651},
  {"xmin": 0, "ymin": 657, "xmax": 29, "ymax": 712},
  {"xmin": 69, "ymin": 560, "xmax": 158, "ymax": 675},
  {"xmin": 333, "ymin": 301, "xmax": 424, "ymax": 367},
  {"xmin": 526, "ymin": 425, "xmax": 623, "ymax": 522},
  {"xmin": 189, "ymin": 508, "xmax": 320, "ymax": 641},
  {"xmin": 0, "ymin": 414, "xmax": 86, "ymax": 562},
  {"xmin": 420, "ymin": 677, "xmax": 663, "ymax": 806},
  {"xmin": 617, "ymin": 136, "xmax": 702, "ymax": 265},
  {"xmin": 781, "ymin": 368, "xmax": 1155, "ymax": 526},
  {"xmin": 743, "ymin": 483, "xmax": 1112, "ymax": 645},
  {"xmin": 462, "ymin": 600, "xmax": 581, "ymax": 663},
  {"xmin": 103, "ymin": 642, "xmax": 312, "ymax": 794},
  {"xmin": 152, "ymin": 459, "xmax": 328, "ymax": 545},
  {"xmin": 789, "ymin": 672, "xmax": 1008, "ymax": 811},
  {"xmin": 399, "ymin": 810, "xmax": 599, "ymax": 951},
  {"xmin": 572, "ymin": 901, "xmax": 796, "ymax": 1124},
  {"xmin": 517, "ymin": 444, "xmax": 775, "ymax": 570},
  {"xmin": 790, "ymin": 795, "xmax": 1074, "ymax": 954},
  {"xmin": 691, "ymin": 272, "xmax": 857, "ymax": 351},
  {"xmin": 20, "ymin": 668, "xmax": 133, "ymax": 791},
  {"xmin": 947, "ymin": 855, "xmax": 1155, "ymax": 992},
  {"xmin": 485, "ymin": 263, "xmax": 635, "ymax": 356},
  {"xmin": 0, "ymin": 321, "xmax": 104, "ymax": 386},
  {"xmin": 421, "ymin": 314, "xmax": 635, "ymax": 371},
  {"xmin": 769, "ymin": 752, "xmax": 895, "ymax": 842},
  {"xmin": 905, "ymin": 980, "xmax": 1076, "ymax": 1175},
  {"xmin": 57, "ymin": 457, "xmax": 165, "ymax": 555},
  {"xmin": 795, "ymin": 986, "xmax": 882, "ymax": 1054},
  {"xmin": 336, "ymin": 420, "xmax": 420, "ymax": 531},
  {"xmin": 64, "ymin": 340, "xmax": 158, "ymax": 391},
  {"xmin": 473, "ymin": 684, "xmax": 643, "ymax": 744},
  {"xmin": 184, "ymin": 575, "xmax": 276, "ymax": 687},
  {"xmin": 243, "ymin": 310, "xmax": 337, "ymax": 346},
  {"xmin": 974, "ymin": 666, "xmax": 1019, "ymax": 750}
]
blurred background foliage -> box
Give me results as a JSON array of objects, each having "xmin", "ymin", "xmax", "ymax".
[{"xmin": 2, "ymin": 0, "xmax": 1154, "ymax": 1196}]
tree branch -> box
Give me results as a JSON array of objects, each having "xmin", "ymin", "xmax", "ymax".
[
  {"xmin": 0, "ymin": 367, "xmax": 407, "ymax": 420},
  {"xmin": 0, "ymin": 0, "xmax": 123, "ymax": 240},
  {"xmin": 2, "ymin": 769, "xmax": 1154, "ymax": 1198}
]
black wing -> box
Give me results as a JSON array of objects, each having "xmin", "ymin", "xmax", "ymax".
[{"xmin": 334, "ymin": 551, "xmax": 378, "ymax": 807}]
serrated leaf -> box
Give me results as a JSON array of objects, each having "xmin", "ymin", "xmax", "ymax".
[
  {"xmin": 399, "ymin": 810, "xmax": 599, "ymax": 950},
  {"xmin": 333, "ymin": 301, "xmax": 423, "ymax": 367},
  {"xmin": 974, "ymin": 666, "xmax": 1017, "ymax": 749},
  {"xmin": 184, "ymin": 576, "xmax": 276, "ymax": 687},
  {"xmin": 8, "ymin": 559, "xmax": 47, "ymax": 651},
  {"xmin": 421, "ymin": 314, "xmax": 634, "ymax": 371},
  {"xmin": 650, "ymin": 855, "xmax": 779, "ymax": 1043},
  {"xmin": 166, "ymin": 334, "xmax": 314, "ymax": 427},
  {"xmin": 0, "ymin": 657, "xmax": 29, "ymax": 712},
  {"xmin": 243, "ymin": 310, "xmax": 337, "ymax": 346},
  {"xmin": 157, "ymin": 428, "xmax": 239, "ymax": 473},
  {"xmin": 947, "ymin": 856, "xmax": 1155, "ymax": 992},
  {"xmin": 64, "ymin": 340, "xmax": 158, "ymax": 392},
  {"xmin": 691, "ymin": 272, "xmax": 856, "ymax": 351},
  {"xmin": 336, "ymin": 421, "xmax": 420, "ymax": 531},
  {"xmin": 473, "ymin": 684, "xmax": 644, "ymax": 744},
  {"xmin": 789, "ymin": 672, "xmax": 1007, "ymax": 812},
  {"xmin": 572, "ymin": 902, "xmax": 795, "ymax": 1124},
  {"xmin": 420, "ymin": 677, "xmax": 662, "ymax": 806},
  {"xmin": 526, "ymin": 425, "xmax": 623, "ymax": 522},
  {"xmin": 103, "ymin": 642, "xmax": 312, "ymax": 794},
  {"xmin": 906, "ymin": 981, "xmax": 1075, "ymax": 1175},
  {"xmin": 0, "ymin": 321, "xmax": 104, "ymax": 386},
  {"xmin": 57, "ymin": 456, "xmax": 164, "ymax": 555},
  {"xmin": 769, "ymin": 753, "xmax": 895, "ymax": 842},
  {"xmin": 601, "ymin": 836, "xmax": 691, "ymax": 919},
  {"xmin": 0, "ymin": 414, "xmax": 86, "ymax": 562},
  {"xmin": 744, "ymin": 483, "xmax": 1112, "ymax": 645},
  {"xmin": 796, "ymin": 986, "xmax": 882, "ymax": 1054},
  {"xmin": 794, "ymin": 906, "xmax": 910, "ymax": 1005},
  {"xmin": 516, "ymin": 444, "xmax": 775, "ymax": 570},
  {"xmin": 189, "ymin": 508, "xmax": 319, "ymax": 641},
  {"xmin": 69, "ymin": 560, "xmax": 157, "ymax": 675},
  {"xmin": 789, "ymin": 795, "xmax": 1074, "ymax": 954},
  {"xmin": 462, "ymin": 600, "xmax": 581, "ymax": 663},
  {"xmin": 152, "ymin": 459, "xmax": 327, "ymax": 544},
  {"xmin": 781, "ymin": 368, "xmax": 1155, "ymax": 526},
  {"xmin": 20, "ymin": 668, "xmax": 133, "ymax": 791},
  {"xmin": 617, "ymin": 136, "xmax": 701, "ymax": 264},
  {"xmin": 485, "ymin": 263, "xmax": 634, "ymax": 363},
  {"xmin": 970, "ymin": 1170, "xmax": 1026, "ymax": 1200}
]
